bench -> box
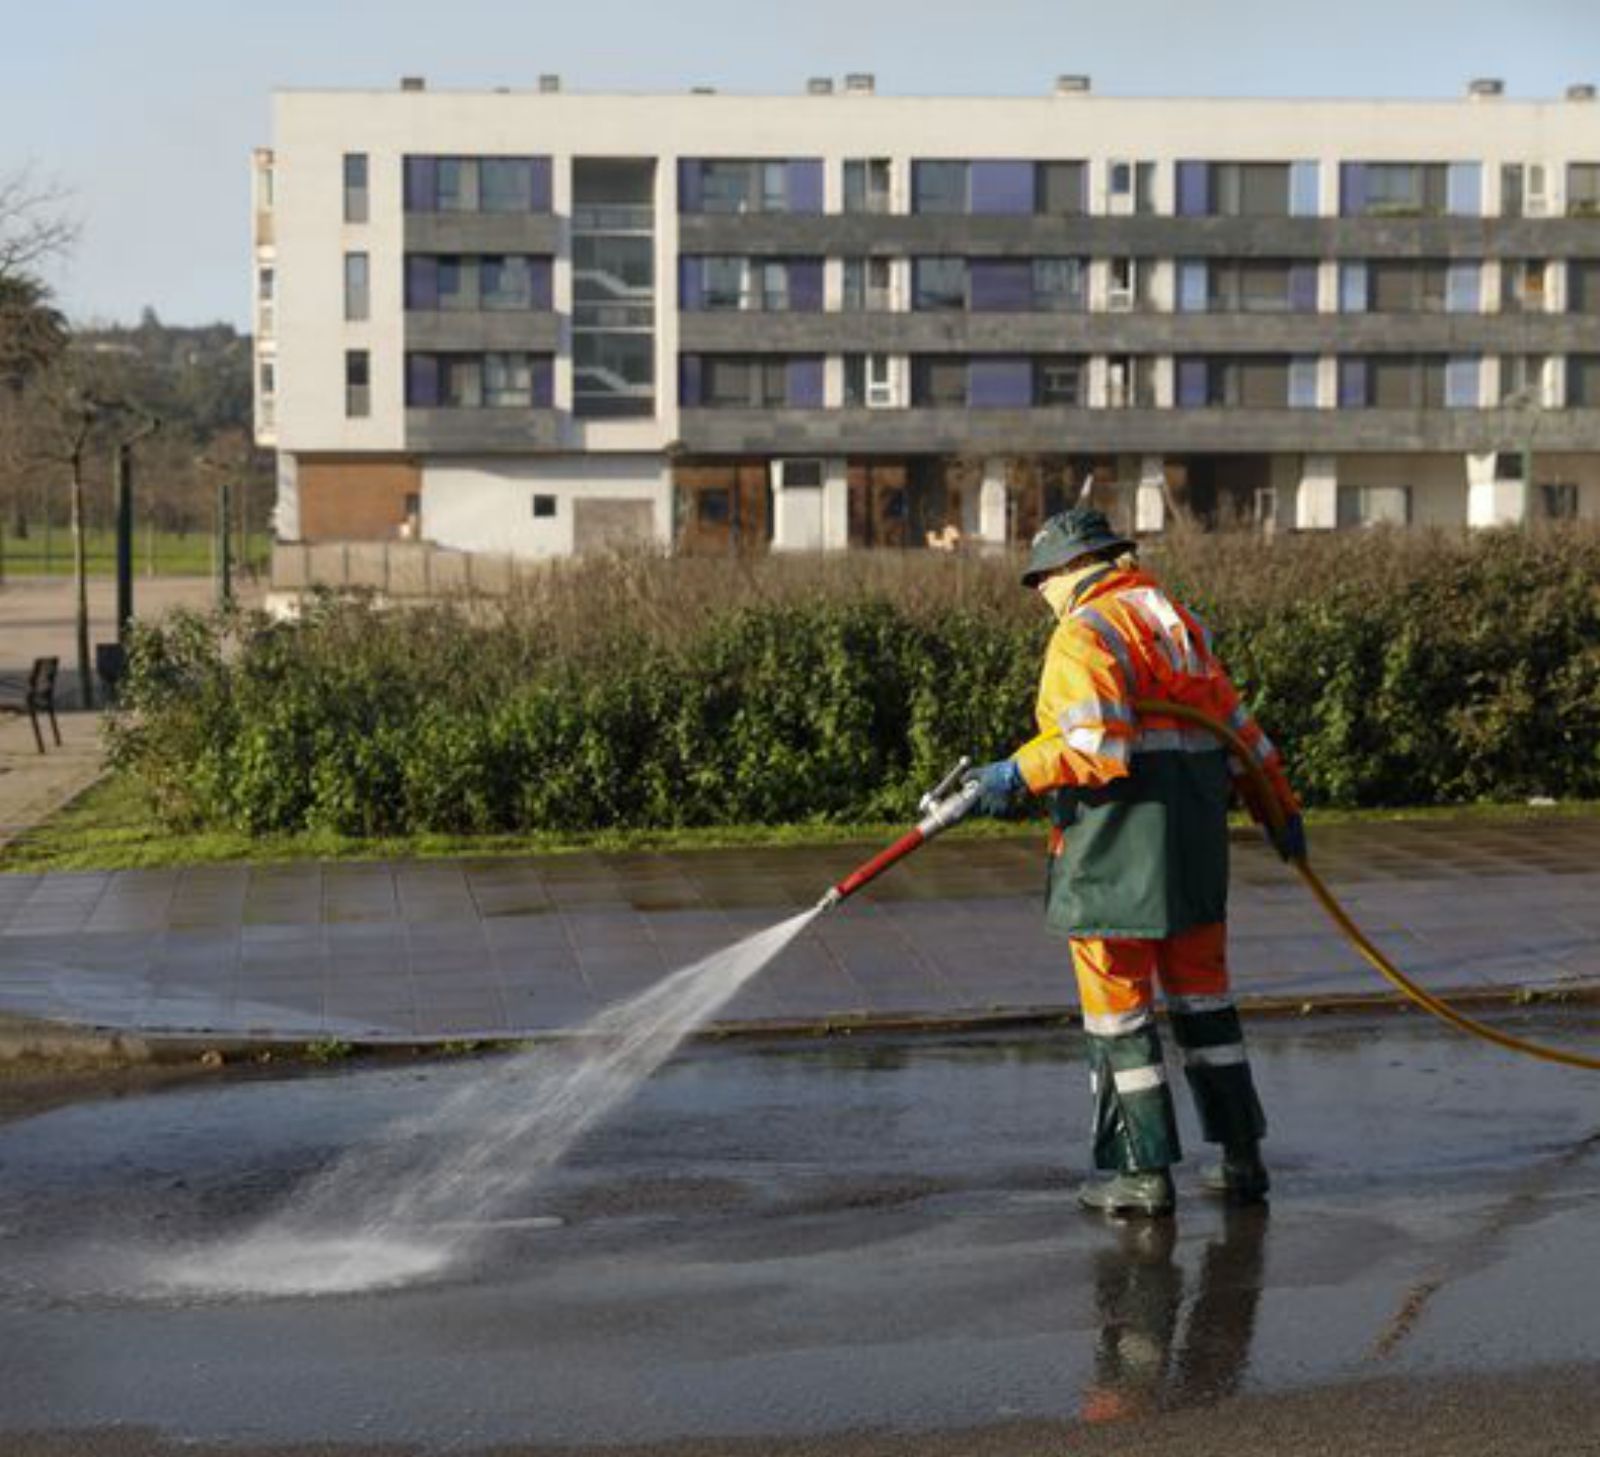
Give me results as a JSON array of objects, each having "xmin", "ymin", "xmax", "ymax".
[{"xmin": 0, "ymin": 657, "xmax": 62, "ymax": 755}]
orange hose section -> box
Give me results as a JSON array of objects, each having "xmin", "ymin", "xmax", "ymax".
[{"xmin": 1134, "ymin": 697, "xmax": 1600, "ymax": 1073}]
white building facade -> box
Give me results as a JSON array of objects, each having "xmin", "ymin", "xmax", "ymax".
[{"xmin": 253, "ymin": 77, "xmax": 1600, "ymax": 558}]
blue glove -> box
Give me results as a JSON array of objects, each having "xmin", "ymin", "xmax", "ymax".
[
  {"xmin": 1265, "ymin": 812, "xmax": 1307, "ymax": 863},
  {"xmin": 963, "ymin": 759, "xmax": 1026, "ymax": 818}
]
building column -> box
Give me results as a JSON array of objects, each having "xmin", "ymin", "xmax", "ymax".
[
  {"xmin": 1296, "ymin": 454, "xmax": 1339, "ymax": 529},
  {"xmin": 1466, "ymin": 452, "xmax": 1529, "ymax": 528},
  {"xmin": 979, "ymin": 458, "xmax": 1009, "ymax": 546},
  {"xmin": 1135, "ymin": 455, "xmax": 1166, "ymax": 534},
  {"xmin": 822, "ymin": 457, "xmax": 850, "ymax": 551},
  {"xmin": 272, "ymin": 452, "xmax": 301, "ymax": 541}
]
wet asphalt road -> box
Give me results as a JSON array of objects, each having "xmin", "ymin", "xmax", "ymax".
[{"xmin": 2, "ymin": 1011, "xmax": 1600, "ymax": 1454}]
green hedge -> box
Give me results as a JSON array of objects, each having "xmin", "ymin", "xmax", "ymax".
[{"xmin": 108, "ymin": 529, "xmax": 1600, "ymax": 835}]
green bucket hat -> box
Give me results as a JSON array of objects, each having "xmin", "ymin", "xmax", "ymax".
[{"xmin": 1021, "ymin": 507, "xmax": 1134, "ymax": 587}]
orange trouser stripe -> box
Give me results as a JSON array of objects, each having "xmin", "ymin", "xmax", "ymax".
[{"xmin": 1069, "ymin": 921, "xmax": 1230, "ymax": 1024}]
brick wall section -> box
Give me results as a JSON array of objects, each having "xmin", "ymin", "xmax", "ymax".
[{"xmin": 298, "ymin": 457, "xmax": 422, "ymax": 541}]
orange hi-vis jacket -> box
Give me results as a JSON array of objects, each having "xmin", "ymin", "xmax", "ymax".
[{"xmin": 1012, "ymin": 566, "xmax": 1299, "ymax": 938}]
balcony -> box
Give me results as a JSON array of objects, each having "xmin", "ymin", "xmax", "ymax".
[
  {"xmin": 677, "ymin": 311, "xmax": 1600, "ymax": 355},
  {"xmin": 676, "ymin": 405, "xmax": 1600, "ymax": 456},
  {"xmin": 405, "ymin": 408, "xmax": 562, "ymax": 453},
  {"xmin": 675, "ymin": 214, "xmax": 1600, "ymax": 261},
  {"xmin": 404, "ymin": 312, "xmax": 561, "ymax": 352},
  {"xmin": 404, "ymin": 213, "xmax": 560, "ymax": 254}
]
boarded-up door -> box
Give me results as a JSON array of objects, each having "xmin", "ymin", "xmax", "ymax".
[
  {"xmin": 846, "ymin": 462, "xmax": 909, "ymax": 548},
  {"xmin": 675, "ymin": 463, "xmax": 770, "ymax": 555},
  {"xmin": 574, "ymin": 498, "xmax": 655, "ymax": 554}
]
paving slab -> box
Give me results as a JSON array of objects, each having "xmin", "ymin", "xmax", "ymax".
[{"xmin": 0, "ymin": 816, "xmax": 1597, "ymax": 1043}]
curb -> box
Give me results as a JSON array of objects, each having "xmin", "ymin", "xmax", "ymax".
[{"xmin": 1, "ymin": 983, "xmax": 1594, "ymax": 1071}]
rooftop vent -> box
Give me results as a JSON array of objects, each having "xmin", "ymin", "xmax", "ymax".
[
  {"xmin": 538, "ymin": 73, "xmax": 561, "ymax": 93},
  {"xmin": 1569, "ymin": 83, "xmax": 1597, "ymax": 101},
  {"xmin": 1467, "ymin": 77, "xmax": 1504, "ymax": 99},
  {"xmin": 844, "ymin": 73, "xmax": 875, "ymax": 94},
  {"xmin": 1054, "ymin": 74, "xmax": 1092, "ymax": 95},
  {"xmin": 400, "ymin": 76, "xmax": 426, "ymax": 92},
  {"xmin": 807, "ymin": 77, "xmax": 834, "ymax": 95},
  {"xmin": 691, "ymin": 85, "xmax": 717, "ymax": 95}
]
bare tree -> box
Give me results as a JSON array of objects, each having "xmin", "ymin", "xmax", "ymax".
[{"xmin": 0, "ymin": 171, "xmax": 79, "ymax": 283}]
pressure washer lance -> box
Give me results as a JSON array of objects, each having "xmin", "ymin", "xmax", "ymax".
[{"xmin": 818, "ymin": 757, "xmax": 982, "ymax": 913}]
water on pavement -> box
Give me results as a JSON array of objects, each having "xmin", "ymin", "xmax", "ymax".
[{"xmin": 0, "ymin": 1011, "xmax": 1598, "ymax": 1450}]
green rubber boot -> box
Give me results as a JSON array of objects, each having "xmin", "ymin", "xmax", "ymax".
[
  {"xmin": 1077, "ymin": 1168, "xmax": 1177, "ymax": 1219},
  {"xmin": 1200, "ymin": 1144, "xmax": 1271, "ymax": 1204}
]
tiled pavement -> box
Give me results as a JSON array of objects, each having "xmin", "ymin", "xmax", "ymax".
[{"xmin": 0, "ymin": 818, "xmax": 1597, "ymax": 1042}]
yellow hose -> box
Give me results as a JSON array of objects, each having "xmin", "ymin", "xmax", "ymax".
[{"xmin": 1135, "ymin": 697, "xmax": 1600, "ymax": 1073}]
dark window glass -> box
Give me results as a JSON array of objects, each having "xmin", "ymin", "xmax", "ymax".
[
  {"xmin": 912, "ymin": 161, "xmax": 967, "ymax": 214},
  {"xmin": 911, "ymin": 356, "xmax": 967, "ymax": 407},
  {"xmin": 843, "ymin": 159, "xmax": 891, "ymax": 214},
  {"xmin": 436, "ymin": 158, "xmax": 477, "ymax": 212},
  {"xmin": 343, "ymin": 153, "xmax": 369, "ymax": 223},
  {"xmin": 1033, "ymin": 258, "xmax": 1086, "ymax": 311},
  {"xmin": 700, "ymin": 161, "xmax": 758, "ymax": 214},
  {"xmin": 1036, "ymin": 356, "xmax": 1085, "ymax": 406},
  {"xmin": 345, "ymin": 350, "xmax": 371, "ymax": 417},
  {"xmin": 1568, "ymin": 355, "xmax": 1600, "ymax": 407},
  {"xmin": 1037, "ymin": 161, "xmax": 1087, "ymax": 216},
  {"xmin": 480, "ymin": 159, "xmax": 533, "ymax": 212},
  {"xmin": 698, "ymin": 488, "xmax": 731, "ymax": 524},
  {"xmin": 1569, "ymin": 164, "xmax": 1600, "ymax": 216},
  {"xmin": 532, "ymin": 494, "xmax": 557, "ymax": 518},
  {"xmin": 913, "ymin": 257, "xmax": 966, "ymax": 311}
]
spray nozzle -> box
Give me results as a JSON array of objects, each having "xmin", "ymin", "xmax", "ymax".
[{"xmin": 918, "ymin": 756, "xmax": 972, "ymax": 817}]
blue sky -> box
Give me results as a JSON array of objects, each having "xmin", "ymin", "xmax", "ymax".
[{"xmin": 2, "ymin": 0, "xmax": 1595, "ymax": 328}]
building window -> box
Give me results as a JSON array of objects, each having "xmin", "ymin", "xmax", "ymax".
[
  {"xmin": 1568, "ymin": 356, "xmax": 1600, "ymax": 408},
  {"xmin": 756, "ymin": 260, "xmax": 789, "ymax": 312},
  {"xmin": 258, "ymin": 360, "xmax": 275, "ymax": 395},
  {"xmin": 403, "ymin": 156, "xmax": 552, "ymax": 214},
  {"xmin": 1107, "ymin": 160, "xmax": 1156, "ymax": 214},
  {"xmin": 479, "ymin": 158, "xmax": 535, "ymax": 212},
  {"xmin": 1033, "ymin": 258, "xmax": 1088, "ymax": 312},
  {"xmin": 1107, "ymin": 356, "xmax": 1157, "ymax": 408},
  {"xmin": 532, "ymin": 494, "xmax": 558, "ymax": 518},
  {"xmin": 1175, "ymin": 356, "xmax": 1289, "ymax": 407},
  {"xmin": 344, "ymin": 252, "xmax": 370, "ymax": 322},
  {"xmin": 913, "ymin": 257, "xmax": 967, "ymax": 311},
  {"xmin": 682, "ymin": 159, "xmax": 821, "ymax": 215},
  {"xmin": 345, "ymin": 350, "xmax": 370, "ymax": 417},
  {"xmin": 911, "ymin": 161, "xmax": 967, "ymax": 215},
  {"xmin": 842, "ymin": 257, "xmax": 894, "ymax": 311},
  {"xmin": 1036, "ymin": 161, "xmax": 1088, "ymax": 216},
  {"xmin": 484, "ymin": 352, "xmax": 535, "ymax": 407},
  {"xmin": 1501, "ymin": 163, "xmax": 1550, "ymax": 218},
  {"xmin": 1205, "ymin": 260, "xmax": 1311, "ymax": 314},
  {"xmin": 1343, "ymin": 356, "xmax": 1449, "ymax": 409},
  {"xmin": 701, "ymin": 256, "xmax": 744, "ymax": 310},
  {"xmin": 258, "ymin": 266, "xmax": 274, "ymax": 303},
  {"xmin": 1501, "ymin": 259, "xmax": 1548, "ymax": 314},
  {"xmin": 843, "ymin": 354, "xmax": 896, "ymax": 407},
  {"xmin": 843, "ymin": 159, "xmax": 891, "ymax": 214},
  {"xmin": 1338, "ymin": 485, "xmax": 1411, "ymax": 528},
  {"xmin": 1345, "ymin": 163, "xmax": 1448, "ymax": 218},
  {"xmin": 702, "ymin": 356, "xmax": 791, "ymax": 408},
  {"xmin": 480, "ymin": 255, "xmax": 535, "ymax": 311},
  {"xmin": 1107, "ymin": 257, "xmax": 1148, "ymax": 310},
  {"xmin": 1369, "ymin": 260, "xmax": 1449, "ymax": 314},
  {"xmin": 343, "ymin": 153, "xmax": 368, "ymax": 223},
  {"xmin": 781, "ymin": 459, "xmax": 824, "ymax": 488},
  {"xmin": 1036, "ymin": 356, "xmax": 1085, "ymax": 406},
  {"xmin": 1567, "ymin": 163, "xmax": 1600, "ymax": 218},
  {"xmin": 1570, "ymin": 261, "xmax": 1600, "ymax": 316},
  {"xmin": 910, "ymin": 357, "xmax": 968, "ymax": 407},
  {"xmin": 1540, "ymin": 483, "xmax": 1579, "ymax": 520},
  {"xmin": 1179, "ymin": 163, "xmax": 1292, "ymax": 218},
  {"xmin": 1500, "ymin": 355, "xmax": 1548, "ymax": 404}
]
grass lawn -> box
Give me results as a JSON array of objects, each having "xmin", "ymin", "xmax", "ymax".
[
  {"xmin": 2, "ymin": 772, "xmax": 1597, "ymax": 875},
  {"xmin": 0, "ymin": 528, "xmax": 271, "ymax": 579}
]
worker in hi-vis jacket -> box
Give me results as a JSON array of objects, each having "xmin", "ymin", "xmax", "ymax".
[{"xmin": 963, "ymin": 507, "xmax": 1304, "ymax": 1218}]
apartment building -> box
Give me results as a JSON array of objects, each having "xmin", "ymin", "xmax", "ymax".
[{"xmin": 253, "ymin": 76, "xmax": 1600, "ymax": 559}]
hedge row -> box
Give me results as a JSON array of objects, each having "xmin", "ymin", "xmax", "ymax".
[{"xmin": 108, "ymin": 529, "xmax": 1600, "ymax": 835}]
